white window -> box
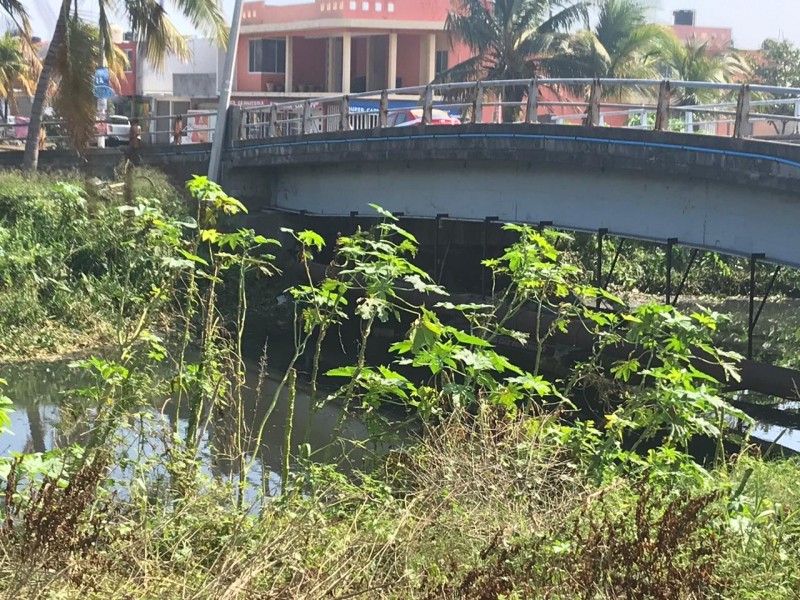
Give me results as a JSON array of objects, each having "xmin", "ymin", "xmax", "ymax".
[
  {"xmin": 362, "ymin": 1, "xmax": 369, "ymax": 9},
  {"xmin": 375, "ymin": 2, "xmax": 382, "ymax": 9},
  {"xmin": 387, "ymin": 2, "xmax": 394, "ymax": 11},
  {"xmin": 249, "ymin": 39, "xmax": 287, "ymax": 73}
]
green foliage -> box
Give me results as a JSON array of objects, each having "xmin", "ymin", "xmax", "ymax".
[
  {"xmin": 0, "ymin": 169, "xmax": 187, "ymax": 357},
  {"xmin": 1, "ymin": 177, "xmax": 799, "ymax": 599}
]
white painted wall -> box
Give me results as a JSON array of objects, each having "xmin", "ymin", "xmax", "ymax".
[{"xmin": 139, "ymin": 38, "xmax": 225, "ymax": 97}]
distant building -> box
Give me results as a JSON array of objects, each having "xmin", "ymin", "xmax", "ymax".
[
  {"xmin": 232, "ymin": 0, "xmax": 473, "ymax": 104},
  {"xmin": 670, "ymin": 9, "xmax": 733, "ymax": 53},
  {"xmin": 634, "ymin": 0, "xmax": 661, "ymax": 21}
]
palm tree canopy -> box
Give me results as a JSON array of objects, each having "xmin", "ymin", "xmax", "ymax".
[
  {"xmin": 659, "ymin": 36, "xmax": 750, "ymax": 103},
  {"xmin": 0, "ymin": 32, "xmax": 39, "ymax": 102},
  {"xmin": 442, "ymin": 0, "xmax": 591, "ymax": 82},
  {"xmin": 0, "ymin": 0, "xmax": 29, "ymax": 33},
  {"xmin": 22, "ymin": 0, "xmax": 227, "ymax": 169},
  {"xmin": 557, "ymin": 0, "xmax": 675, "ymax": 81}
]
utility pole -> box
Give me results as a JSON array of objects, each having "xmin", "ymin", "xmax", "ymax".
[
  {"xmin": 97, "ymin": 24, "xmax": 106, "ymax": 148},
  {"xmin": 208, "ymin": 0, "xmax": 245, "ymax": 183}
]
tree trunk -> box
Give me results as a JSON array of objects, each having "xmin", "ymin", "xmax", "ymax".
[{"xmin": 22, "ymin": 1, "xmax": 68, "ymax": 171}]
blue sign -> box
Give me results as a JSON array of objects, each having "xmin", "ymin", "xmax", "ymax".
[
  {"xmin": 94, "ymin": 67, "xmax": 109, "ymax": 87},
  {"xmin": 93, "ymin": 85, "xmax": 115, "ymax": 100}
]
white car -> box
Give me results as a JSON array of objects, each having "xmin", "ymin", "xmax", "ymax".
[{"xmin": 95, "ymin": 115, "xmax": 131, "ymax": 146}]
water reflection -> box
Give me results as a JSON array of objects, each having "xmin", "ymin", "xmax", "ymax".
[{"xmin": 0, "ymin": 358, "xmax": 391, "ymax": 494}]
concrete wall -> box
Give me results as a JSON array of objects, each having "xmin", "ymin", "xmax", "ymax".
[
  {"xmin": 173, "ymin": 73, "xmax": 218, "ymax": 99},
  {"xmin": 140, "ymin": 38, "xmax": 223, "ymax": 97}
]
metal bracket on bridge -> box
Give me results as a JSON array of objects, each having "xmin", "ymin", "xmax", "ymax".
[
  {"xmin": 734, "ymin": 84, "xmax": 753, "ymax": 139},
  {"xmin": 654, "ymin": 80, "xmax": 671, "ymax": 131},
  {"xmin": 526, "ymin": 78, "xmax": 539, "ymax": 124},
  {"xmin": 603, "ymin": 238, "xmax": 625, "ymax": 290},
  {"xmin": 472, "ymin": 82, "xmax": 484, "ymax": 124},
  {"xmin": 595, "ymin": 228, "xmax": 608, "ymax": 308},
  {"xmin": 671, "ymin": 247, "xmax": 700, "ymax": 305},
  {"xmin": 748, "ymin": 254, "xmax": 779, "ymax": 359},
  {"xmin": 422, "ymin": 85, "xmax": 433, "ymax": 126},
  {"xmin": 433, "ymin": 213, "xmax": 449, "ymax": 284},
  {"xmin": 379, "ymin": 89, "xmax": 389, "ymax": 128},
  {"xmin": 584, "ymin": 80, "xmax": 602, "ymax": 127},
  {"xmin": 339, "ymin": 95, "xmax": 350, "ymax": 131},
  {"xmin": 665, "ymin": 238, "xmax": 678, "ymax": 305}
]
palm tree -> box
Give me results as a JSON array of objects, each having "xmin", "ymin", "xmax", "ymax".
[
  {"xmin": 660, "ymin": 37, "xmax": 750, "ymax": 104},
  {"xmin": 561, "ymin": 0, "xmax": 674, "ymax": 82},
  {"xmin": 22, "ymin": 0, "xmax": 227, "ymax": 171},
  {"xmin": 442, "ymin": 0, "xmax": 591, "ymax": 120},
  {"xmin": 0, "ymin": 0, "xmax": 28, "ymax": 32},
  {"xmin": 0, "ymin": 32, "xmax": 39, "ymax": 121}
]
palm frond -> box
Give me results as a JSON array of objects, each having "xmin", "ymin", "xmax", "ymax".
[
  {"xmin": 54, "ymin": 18, "xmax": 98, "ymax": 153},
  {"xmin": 538, "ymin": 1, "xmax": 591, "ymax": 34},
  {"xmin": 123, "ymin": 0, "xmax": 190, "ymax": 70},
  {"xmin": 168, "ymin": 0, "xmax": 227, "ymax": 47}
]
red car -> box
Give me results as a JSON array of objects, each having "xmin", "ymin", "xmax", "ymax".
[{"xmin": 388, "ymin": 108, "xmax": 460, "ymax": 127}]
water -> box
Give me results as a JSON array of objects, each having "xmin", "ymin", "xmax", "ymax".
[{"xmin": 0, "ymin": 356, "xmax": 388, "ymax": 495}]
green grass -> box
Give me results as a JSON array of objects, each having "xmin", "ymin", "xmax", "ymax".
[{"xmin": 0, "ymin": 167, "xmax": 186, "ymax": 360}]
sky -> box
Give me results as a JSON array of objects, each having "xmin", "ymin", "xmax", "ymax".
[{"xmin": 24, "ymin": 0, "xmax": 800, "ymax": 50}]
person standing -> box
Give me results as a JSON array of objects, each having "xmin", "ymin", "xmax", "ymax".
[
  {"xmin": 128, "ymin": 119, "xmax": 141, "ymax": 165},
  {"xmin": 173, "ymin": 115, "xmax": 184, "ymax": 145}
]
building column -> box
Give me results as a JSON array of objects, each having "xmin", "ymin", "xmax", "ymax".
[
  {"xmin": 387, "ymin": 32, "xmax": 397, "ymax": 89},
  {"xmin": 285, "ymin": 35, "xmax": 294, "ymax": 93},
  {"xmin": 341, "ymin": 32, "xmax": 351, "ymax": 94},
  {"xmin": 326, "ymin": 37, "xmax": 337, "ymax": 92},
  {"xmin": 419, "ymin": 33, "xmax": 437, "ymax": 84},
  {"xmin": 365, "ymin": 36, "xmax": 374, "ymax": 91}
]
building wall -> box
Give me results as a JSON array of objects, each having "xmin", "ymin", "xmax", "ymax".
[
  {"xmin": 671, "ymin": 25, "xmax": 733, "ymax": 53},
  {"xmin": 293, "ymin": 38, "xmax": 328, "ymax": 92},
  {"xmin": 140, "ymin": 38, "xmax": 223, "ymax": 97},
  {"xmin": 117, "ymin": 41, "xmax": 137, "ymax": 97},
  {"xmin": 396, "ymin": 34, "xmax": 422, "ymax": 88},
  {"xmin": 242, "ymin": 0, "xmax": 454, "ymax": 28}
]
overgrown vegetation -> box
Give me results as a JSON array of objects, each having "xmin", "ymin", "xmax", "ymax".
[
  {"xmin": 0, "ymin": 168, "xmax": 184, "ymax": 358},
  {"xmin": 0, "ymin": 173, "xmax": 798, "ymax": 599}
]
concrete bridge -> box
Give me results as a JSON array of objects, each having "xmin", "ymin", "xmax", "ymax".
[
  {"xmin": 3, "ymin": 121, "xmax": 800, "ymax": 267},
  {"xmin": 4, "ymin": 77, "xmax": 800, "ymax": 268}
]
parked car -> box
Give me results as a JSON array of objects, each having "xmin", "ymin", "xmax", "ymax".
[
  {"xmin": 94, "ymin": 115, "xmax": 131, "ymax": 146},
  {"xmin": 388, "ymin": 108, "xmax": 460, "ymax": 127}
]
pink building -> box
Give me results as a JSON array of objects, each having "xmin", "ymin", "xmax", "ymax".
[
  {"xmin": 234, "ymin": 0, "xmax": 472, "ymax": 103},
  {"xmin": 670, "ymin": 10, "xmax": 733, "ymax": 54},
  {"xmin": 671, "ymin": 24, "xmax": 733, "ymax": 53}
]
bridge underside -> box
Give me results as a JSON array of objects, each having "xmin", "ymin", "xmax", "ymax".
[
  {"xmin": 264, "ymin": 158, "xmax": 798, "ymax": 264},
  {"xmin": 225, "ymin": 124, "xmax": 800, "ymax": 267}
]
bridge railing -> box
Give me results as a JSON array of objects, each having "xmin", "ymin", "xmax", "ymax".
[
  {"xmin": 0, "ymin": 111, "xmax": 219, "ymax": 148},
  {"xmin": 237, "ymin": 78, "xmax": 800, "ymax": 141}
]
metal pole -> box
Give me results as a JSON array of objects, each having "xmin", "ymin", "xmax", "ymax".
[
  {"xmin": 665, "ymin": 238, "xmax": 677, "ymax": 305},
  {"xmin": 748, "ymin": 254, "xmax": 757, "ymax": 360},
  {"xmin": 208, "ymin": 0, "xmax": 245, "ymax": 182},
  {"xmin": 595, "ymin": 228, "xmax": 607, "ymax": 308},
  {"xmin": 97, "ymin": 26, "xmax": 106, "ymax": 149},
  {"xmin": 434, "ymin": 213, "xmax": 446, "ymax": 282}
]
